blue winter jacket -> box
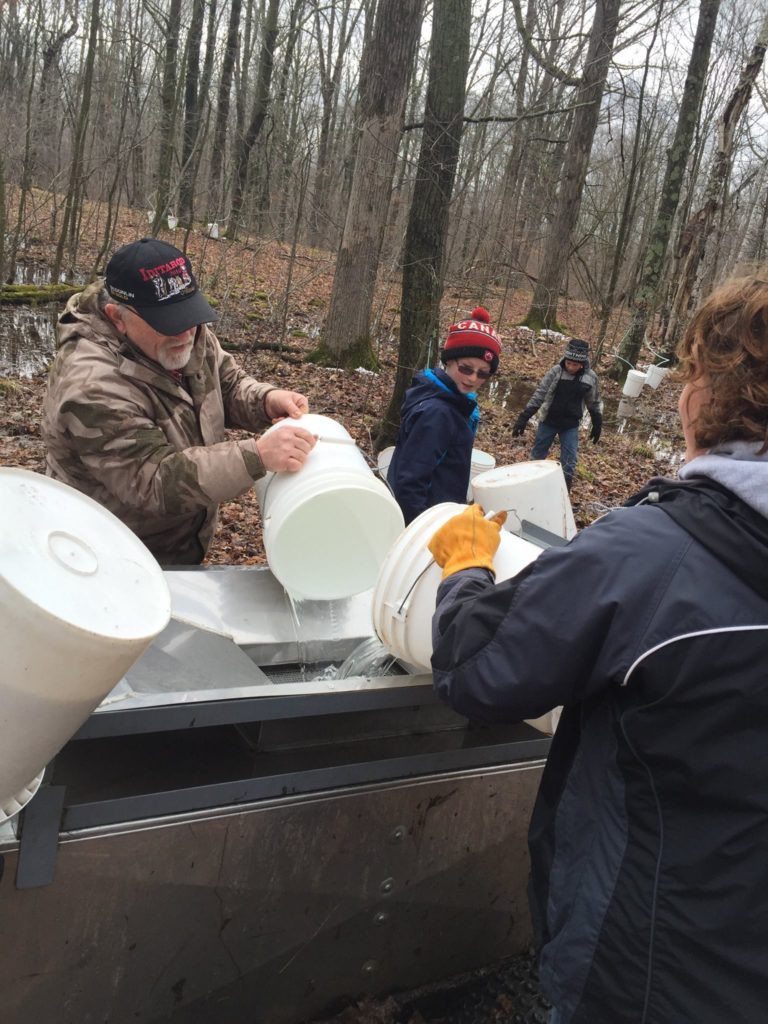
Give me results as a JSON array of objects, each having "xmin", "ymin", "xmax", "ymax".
[
  {"xmin": 431, "ymin": 467, "xmax": 768, "ymax": 1024},
  {"xmin": 388, "ymin": 368, "xmax": 479, "ymax": 524}
]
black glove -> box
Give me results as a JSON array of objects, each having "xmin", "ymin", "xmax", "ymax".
[
  {"xmin": 590, "ymin": 411, "xmax": 602, "ymax": 444},
  {"xmin": 512, "ymin": 411, "xmax": 531, "ymax": 438}
]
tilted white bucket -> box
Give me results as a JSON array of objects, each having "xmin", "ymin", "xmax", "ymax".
[
  {"xmin": 377, "ymin": 445, "xmax": 395, "ymax": 482},
  {"xmin": 471, "ymin": 461, "xmax": 576, "ymax": 540},
  {"xmin": 254, "ymin": 414, "xmax": 405, "ymax": 600},
  {"xmin": 372, "ymin": 502, "xmax": 542, "ymax": 671},
  {"xmin": 467, "ymin": 448, "xmax": 496, "ymax": 500},
  {"xmin": 644, "ymin": 364, "xmax": 670, "ymax": 389},
  {"xmin": 622, "ymin": 368, "xmax": 646, "ymax": 397},
  {"xmin": 0, "ymin": 469, "xmax": 171, "ymax": 822}
]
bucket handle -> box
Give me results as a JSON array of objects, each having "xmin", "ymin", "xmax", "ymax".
[{"xmin": 394, "ymin": 509, "xmax": 502, "ymax": 617}]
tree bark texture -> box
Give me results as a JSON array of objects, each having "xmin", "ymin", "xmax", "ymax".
[
  {"xmin": 526, "ymin": 0, "xmax": 622, "ymax": 330},
  {"xmin": 377, "ymin": 0, "xmax": 472, "ymax": 447},
  {"xmin": 611, "ymin": 0, "xmax": 721, "ymax": 378},
  {"xmin": 662, "ymin": 10, "xmax": 768, "ymax": 354},
  {"xmin": 53, "ymin": 0, "xmax": 101, "ymax": 280},
  {"xmin": 208, "ymin": 0, "xmax": 242, "ymax": 221},
  {"xmin": 229, "ymin": 0, "xmax": 280, "ymax": 236},
  {"xmin": 151, "ymin": 0, "xmax": 183, "ymax": 232},
  {"xmin": 321, "ymin": 0, "xmax": 425, "ymax": 364}
]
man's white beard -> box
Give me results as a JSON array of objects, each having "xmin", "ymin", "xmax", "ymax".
[{"xmin": 158, "ymin": 342, "xmax": 194, "ymax": 371}]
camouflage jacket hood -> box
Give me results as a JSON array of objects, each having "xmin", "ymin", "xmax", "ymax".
[{"xmin": 43, "ymin": 279, "xmax": 273, "ymax": 564}]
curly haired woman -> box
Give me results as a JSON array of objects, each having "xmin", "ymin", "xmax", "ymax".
[{"xmin": 427, "ymin": 273, "xmax": 768, "ymax": 1024}]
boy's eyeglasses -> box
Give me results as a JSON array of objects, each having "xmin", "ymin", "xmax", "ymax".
[{"xmin": 456, "ymin": 363, "xmax": 492, "ymax": 381}]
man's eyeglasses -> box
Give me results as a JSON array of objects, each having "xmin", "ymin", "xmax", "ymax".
[{"xmin": 456, "ymin": 363, "xmax": 492, "ymax": 381}]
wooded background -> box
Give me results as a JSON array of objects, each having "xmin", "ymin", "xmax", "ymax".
[{"xmin": 1, "ymin": 0, "xmax": 767, "ymax": 437}]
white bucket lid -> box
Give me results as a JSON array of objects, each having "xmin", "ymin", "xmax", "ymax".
[
  {"xmin": 0, "ymin": 469, "xmax": 170, "ymax": 641},
  {"xmin": 470, "ymin": 449, "xmax": 496, "ymax": 469}
]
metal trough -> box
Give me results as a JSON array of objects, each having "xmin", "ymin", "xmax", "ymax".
[{"xmin": 0, "ymin": 563, "xmax": 550, "ymax": 1024}]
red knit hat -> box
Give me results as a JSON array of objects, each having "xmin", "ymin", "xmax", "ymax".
[{"xmin": 441, "ymin": 307, "xmax": 501, "ymax": 374}]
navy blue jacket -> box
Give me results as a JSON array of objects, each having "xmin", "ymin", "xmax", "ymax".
[
  {"xmin": 431, "ymin": 477, "xmax": 768, "ymax": 1024},
  {"xmin": 388, "ymin": 368, "xmax": 478, "ymax": 524}
]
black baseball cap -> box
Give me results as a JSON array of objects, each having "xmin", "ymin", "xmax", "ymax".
[{"xmin": 105, "ymin": 238, "xmax": 218, "ymax": 335}]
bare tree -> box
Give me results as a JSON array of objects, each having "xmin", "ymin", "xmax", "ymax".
[
  {"xmin": 150, "ymin": 0, "xmax": 183, "ymax": 233},
  {"xmin": 377, "ymin": 0, "xmax": 472, "ymax": 448},
  {"xmin": 609, "ymin": 0, "xmax": 721, "ymax": 378},
  {"xmin": 228, "ymin": 0, "xmax": 281, "ymax": 238},
  {"xmin": 208, "ymin": 0, "xmax": 243, "ymax": 222},
  {"xmin": 524, "ymin": 0, "xmax": 622, "ymax": 330},
  {"xmin": 662, "ymin": 10, "xmax": 768, "ymax": 353},
  {"xmin": 53, "ymin": 0, "xmax": 101, "ymax": 281},
  {"xmin": 314, "ymin": 0, "xmax": 424, "ymax": 368}
]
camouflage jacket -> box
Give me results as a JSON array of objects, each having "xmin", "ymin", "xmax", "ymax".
[{"xmin": 42, "ymin": 280, "xmax": 273, "ymax": 564}]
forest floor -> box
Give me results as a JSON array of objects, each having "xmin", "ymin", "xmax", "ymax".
[{"xmin": 0, "ymin": 189, "xmax": 684, "ymax": 567}]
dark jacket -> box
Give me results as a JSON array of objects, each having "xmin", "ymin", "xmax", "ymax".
[
  {"xmin": 524, "ymin": 358, "xmax": 601, "ymax": 429},
  {"xmin": 431, "ymin": 472, "xmax": 768, "ymax": 1024},
  {"xmin": 389, "ymin": 368, "xmax": 479, "ymax": 524}
]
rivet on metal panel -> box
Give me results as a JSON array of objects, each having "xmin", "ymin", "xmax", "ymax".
[
  {"xmin": 372, "ymin": 910, "xmax": 389, "ymax": 926},
  {"xmin": 379, "ymin": 876, "xmax": 395, "ymax": 895},
  {"xmin": 361, "ymin": 959, "xmax": 378, "ymax": 976},
  {"xmin": 391, "ymin": 825, "xmax": 406, "ymax": 843}
]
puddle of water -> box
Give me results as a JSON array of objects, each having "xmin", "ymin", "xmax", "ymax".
[
  {"xmin": 0, "ymin": 305, "xmax": 57, "ymax": 377},
  {"xmin": 486, "ymin": 376, "xmax": 530, "ymax": 412},
  {"xmin": 0, "ymin": 263, "xmax": 87, "ymax": 377}
]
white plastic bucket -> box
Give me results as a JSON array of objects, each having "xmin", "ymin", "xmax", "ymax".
[
  {"xmin": 0, "ymin": 469, "xmax": 171, "ymax": 822},
  {"xmin": 467, "ymin": 448, "xmax": 496, "ymax": 500},
  {"xmin": 254, "ymin": 414, "xmax": 405, "ymax": 601},
  {"xmin": 644, "ymin": 364, "xmax": 670, "ymax": 389},
  {"xmin": 377, "ymin": 445, "xmax": 395, "ymax": 481},
  {"xmin": 372, "ymin": 502, "xmax": 542, "ymax": 671},
  {"xmin": 471, "ymin": 461, "xmax": 576, "ymax": 540},
  {"xmin": 622, "ymin": 369, "xmax": 646, "ymax": 397}
]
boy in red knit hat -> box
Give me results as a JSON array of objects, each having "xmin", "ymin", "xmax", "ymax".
[{"xmin": 388, "ymin": 307, "xmax": 501, "ymax": 524}]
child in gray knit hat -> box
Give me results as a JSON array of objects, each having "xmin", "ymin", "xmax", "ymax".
[{"xmin": 512, "ymin": 338, "xmax": 602, "ymax": 491}]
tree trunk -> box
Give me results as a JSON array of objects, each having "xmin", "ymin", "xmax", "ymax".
[
  {"xmin": 151, "ymin": 0, "xmax": 183, "ymax": 233},
  {"xmin": 609, "ymin": 0, "xmax": 721, "ymax": 380},
  {"xmin": 661, "ymin": 11, "xmax": 768, "ymax": 354},
  {"xmin": 208, "ymin": 0, "xmax": 242, "ymax": 221},
  {"xmin": 228, "ymin": 0, "xmax": 280, "ymax": 238},
  {"xmin": 178, "ymin": 0, "xmax": 206, "ymax": 226},
  {"xmin": 53, "ymin": 0, "xmax": 100, "ymax": 282},
  {"xmin": 525, "ymin": 0, "xmax": 622, "ymax": 330},
  {"xmin": 592, "ymin": 0, "xmax": 665, "ymax": 363},
  {"xmin": 307, "ymin": 0, "xmax": 361, "ymax": 249},
  {"xmin": 376, "ymin": 0, "xmax": 472, "ymax": 448},
  {"xmin": 315, "ymin": 0, "xmax": 425, "ymax": 367}
]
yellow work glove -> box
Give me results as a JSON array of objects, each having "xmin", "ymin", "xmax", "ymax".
[{"xmin": 428, "ymin": 504, "xmax": 507, "ymax": 580}]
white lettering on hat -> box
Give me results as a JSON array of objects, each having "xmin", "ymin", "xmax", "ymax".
[{"xmin": 150, "ymin": 268, "xmax": 194, "ymax": 302}]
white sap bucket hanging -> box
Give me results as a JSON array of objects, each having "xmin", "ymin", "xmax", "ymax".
[
  {"xmin": 0, "ymin": 469, "xmax": 171, "ymax": 823},
  {"xmin": 377, "ymin": 445, "xmax": 395, "ymax": 482},
  {"xmin": 644, "ymin": 364, "xmax": 670, "ymax": 389},
  {"xmin": 254, "ymin": 414, "xmax": 404, "ymax": 601},
  {"xmin": 467, "ymin": 448, "xmax": 496, "ymax": 500},
  {"xmin": 372, "ymin": 502, "xmax": 541, "ymax": 671},
  {"xmin": 471, "ymin": 460, "xmax": 576, "ymax": 540},
  {"xmin": 622, "ymin": 369, "xmax": 646, "ymax": 397}
]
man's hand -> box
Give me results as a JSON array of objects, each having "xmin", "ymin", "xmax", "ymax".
[
  {"xmin": 264, "ymin": 389, "xmax": 309, "ymax": 422},
  {"xmin": 428, "ymin": 504, "xmax": 507, "ymax": 580},
  {"xmin": 256, "ymin": 425, "xmax": 317, "ymax": 472},
  {"xmin": 589, "ymin": 411, "xmax": 602, "ymax": 444},
  {"xmin": 512, "ymin": 411, "xmax": 530, "ymax": 438}
]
